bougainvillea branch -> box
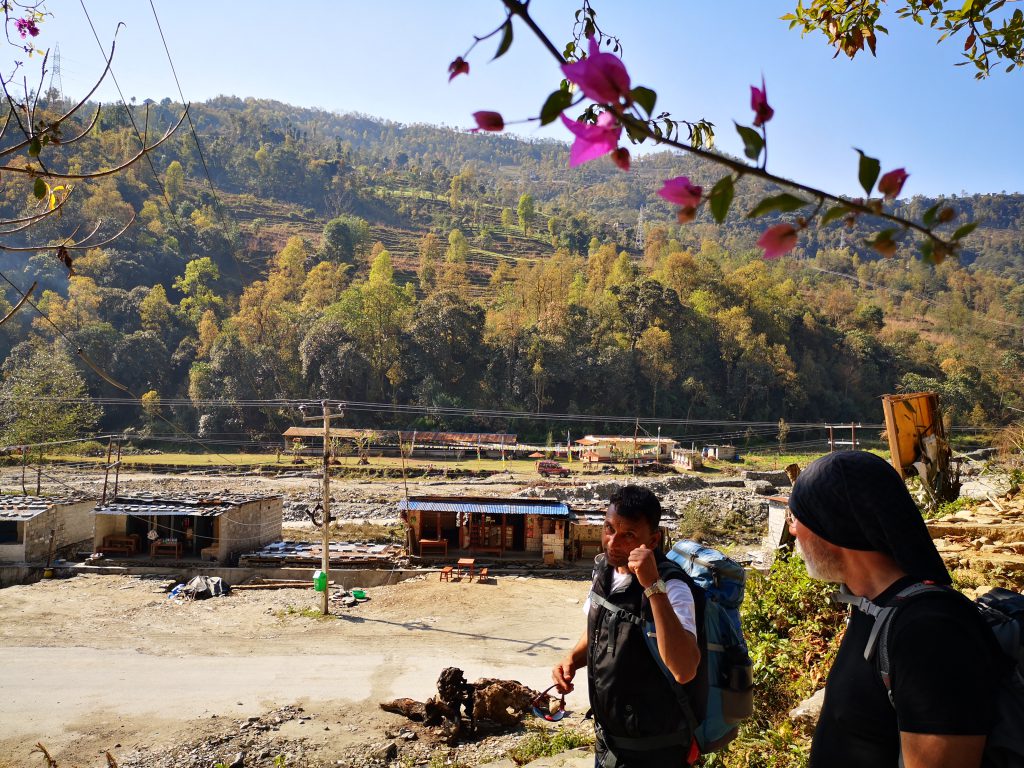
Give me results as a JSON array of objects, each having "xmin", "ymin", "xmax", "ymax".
[{"xmin": 453, "ymin": 0, "xmax": 976, "ymax": 263}]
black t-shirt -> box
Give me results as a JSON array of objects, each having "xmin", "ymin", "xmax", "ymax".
[{"xmin": 810, "ymin": 576, "xmax": 1004, "ymax": 767}]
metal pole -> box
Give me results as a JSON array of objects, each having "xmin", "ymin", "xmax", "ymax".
[
  {"xmin": 321, "ymin": 401, "xmax": 331, "ymax": 617},
  {"xmin": 113, "ymin": 440, "xmax": 122, "ymax": 498},
  {"xmin": 101, "ymin": 437, "xmax": 113, "ymax": 504}
]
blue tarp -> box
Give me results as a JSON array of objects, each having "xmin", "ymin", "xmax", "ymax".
[{"xmin": 398, "ymin": 499, "xmax": 569, "ymax": 517}]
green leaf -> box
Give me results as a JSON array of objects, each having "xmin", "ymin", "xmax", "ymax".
[
  {"xmin": 709, "ymin": 176, "xmax": 734, "ymax": 224},
  {"xmin": 630, "ymin": 86, "xmax": 656, "ymax": 116},
  {"xmin": 539, "ymin": 89, "xmax": 572, "ymax": 126},
  {"xmin": 922, "ymin": 203, "xmax": 942, "ymax": 228},
  {"xmin": 952, "ymin": 221, "xmax": 979, "ymax": 240},
  {"xmin": 28, "ymin": 137, "xmax": 41, "ymax": 157},
  {"xmin": 821, "ymin": 205, "xmax": 849, "ymax": 226},
  {"xmin": 746, "ymin": 193, "xmax": 809, "ymax": 218},
  {"xmin": 33, "ymin": 177, "xmax": 46, "ymax": 199},
  {"xmin": 855, "ymin": 149, "xmax": 881, "ymax": 196},
  {"xmin": 734, "ymin": 123, "xmax": 764, "ymax": 161},
  {"xmin": 493, "ymin": 20, "xmax": 513, "ymax": 60},
  {"xmin": 920, "ymin": 240, "xmax": 936, "ymax": 263}
]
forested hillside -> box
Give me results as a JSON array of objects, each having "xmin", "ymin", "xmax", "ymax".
[{"xmin": 1, "ymin": 97, "xmax": 1022, "ymax": 444}]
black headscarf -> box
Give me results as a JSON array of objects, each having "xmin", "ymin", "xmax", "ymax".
[{"xmin": 788, "ymin": 451, "xmax": 950, "ymax": 584}]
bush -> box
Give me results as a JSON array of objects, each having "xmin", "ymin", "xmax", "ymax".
[{"xmin": 505, "ymin": 722, "xmax": 594, "ymax": 765}]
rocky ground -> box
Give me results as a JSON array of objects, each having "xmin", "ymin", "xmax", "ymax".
[{"xmin": 3, "ymin": 455, "xmax": 1018, "ymax": 767}]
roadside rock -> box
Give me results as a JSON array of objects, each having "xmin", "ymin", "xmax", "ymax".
[
  {"xmin": 789, "ymin": 687, "xmax": 826, "ymax": 728},
  {"xmin": 742, "ymin": 470, "xmax": 791, "ymax": 487},
  {"xmin": 747, "ymin": 480, "xmax": 778, "ymax": 496}
]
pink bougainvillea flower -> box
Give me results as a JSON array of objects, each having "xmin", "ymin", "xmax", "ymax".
[
  {"xmin": 757, "ymin": 223, "xmax": 799, "ymax": 259},
  {"xmin": 15, "ymin": 17, "xmax": 40, "ymax": 38},
  {"xmin": 470, "ymin": 111, "xmax": 504, "ymax": 132},
  {"xmin": 610, "ymin": 147, "xmax": 631, "ymax": 171},
  {"xmin": 560, "ymin": 111, "xmax": 622, "ymax": 167},
  {"xmin": 561, "ymin": 36, "xmax": 631, "ymax": 105},
  {"xmin": 448, "ymin": 56, "xmax": 469, "ymax": 82},
  {"xmin": 677, "ymin": 206, "xmax": 698, "ymax": 224},
  {"xmin": 657, "ymin": 176, "xmax": 703, "ymax": 207},
  {"xmin": 878, "ymin": 168, "xmax": 909, "ymax": 200},
  {"xmin": 750, "ymin": 77, "xmax": 774, "ymax": 127}
]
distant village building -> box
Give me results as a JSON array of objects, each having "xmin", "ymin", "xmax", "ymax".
[
  {"xmin": 671, "ymin": 449, "xmax": 703, "ymax": 471},
  {"xmin": 574, "ymin": 435, "xmax": 678, "ymax": 463},
  {"xmin": 281, "ymin": 427, "xmax": 516, "ymax": 460},
  {"xmin": 0, "ymin": 496, "xmax": 95, "ymax": 564},
  {"xmin": 92, "ymin": 494, "xmax": 282, "ymax": 564},
  {"xmin": 703, "ymin": 444, "xmax": 737, "ymax": 461},
  {"xmin": 399, "ymin": 496, "xmax": 569, "ymax": 561}
]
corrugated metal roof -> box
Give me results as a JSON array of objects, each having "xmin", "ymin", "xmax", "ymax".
[
  {"xmin": 94, "ymin": 503, "xmax": 225, "ymax": 517},
  {"xmin": 0, "ymin": 497, "xmax": 89, "ymax": 521},
  {"xmin": 93, "ymin": 493, "xmax": 280, "ymax": 517},
  {"xmin": 398, "ymin": 499, "xmax": 569, "ymax": 517}
]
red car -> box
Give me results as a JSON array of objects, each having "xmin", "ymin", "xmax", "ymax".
[{"xmin": 536, "ymin": 460, "xmax": 570, "ymax": 478}]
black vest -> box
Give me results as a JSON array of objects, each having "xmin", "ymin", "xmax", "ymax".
[{"xmin": 587, "ymin": 553, "xmax": 706, "ymax": 767}]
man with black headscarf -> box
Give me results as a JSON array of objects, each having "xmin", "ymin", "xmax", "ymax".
[{"xmin": 787, "ymin": 451, "xmax": 1003, "ymax": 768}]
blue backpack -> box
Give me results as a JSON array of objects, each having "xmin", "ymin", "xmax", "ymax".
[{"xmin": 665, "ymin": 540, "xmax": 754, "ymax": 752}]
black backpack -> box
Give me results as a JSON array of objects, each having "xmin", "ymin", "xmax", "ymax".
[{"xmin": 836, "ymin": 584, "xmax": 1024, "ymax": 767}]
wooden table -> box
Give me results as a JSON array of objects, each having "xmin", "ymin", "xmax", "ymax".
[
  {"xmin": 150, "ymin": 540, "xmax": 182, "ymax": 558},
  {"xmin": 456, "ymin": 557, "xmax": 476, "ymax": 581}
]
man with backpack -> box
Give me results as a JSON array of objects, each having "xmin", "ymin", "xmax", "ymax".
[
  {"xmin": 551, "ymin": 485, "xmax": 704, "ymax": 767},
  {"xmin": 788, "ymin": 451, "xmax": 1007, "ymax": 768}
]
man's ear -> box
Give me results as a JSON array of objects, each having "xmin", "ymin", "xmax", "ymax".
[{"xmin": 649, "ymin": 528, "xmax": 663, "ymax": 551}]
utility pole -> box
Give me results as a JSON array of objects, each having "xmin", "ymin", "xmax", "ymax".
[{"xmin": 303, "ymin": 401, "xmax": 345, "ymax": 616}]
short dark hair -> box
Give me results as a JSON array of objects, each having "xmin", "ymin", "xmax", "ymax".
[{"xmin": 608, "ymin": 485, "xmax": 661, "ymax": 531}]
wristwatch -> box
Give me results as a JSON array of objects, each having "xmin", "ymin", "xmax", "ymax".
[{"xmin": 643, "ymin": 579, "xmax": 668, "ymax": 598}]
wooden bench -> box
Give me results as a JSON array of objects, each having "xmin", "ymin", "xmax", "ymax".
[
  {"xmin": 97, "ymin": 543, "xmax": 134, "ymax": 556},
  {"xmin": 469, "ymin": 545, "xmax": 502, "ymax": 557},
  {"xmin": 97, "ymin": 534, "xmax": 139, "ymax": 557},
  {"xmin": 439, "ymin": 566, "xmax": 453, "ymax": 582},
  {"xmin": 419, "ymin": 538, "xmax": 447, "ymax": 556},
  {"xmin": 476, "ymin": 567, "xmax": 490, "ymax": 583}
]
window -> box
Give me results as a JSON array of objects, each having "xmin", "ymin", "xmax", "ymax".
[{"xmin": 0, "ymin": 521, "xmax": 20, "ymax": 544}]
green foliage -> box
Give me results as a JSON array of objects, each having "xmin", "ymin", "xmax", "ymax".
[
  {"xmin": 783, "ymin": 0, "xmax": 1024, "ymax": 78},
  {"xmin": 320, "ymin": 215, "xmax": 370, "ymax": 265},
  {"xmin": 505, "ymin": 722, "xmax": 594, "ymax": 765},
  {"xmin": 0, "ymin": 343, "xmax": 103, "ymax": 446},
  {"xmin": 703, "ymin": 555, "xmax": 846, "ymax": 768},
  {"xmin": 517, "ymin": 193, "xmax": 536, "ymax": 234}
]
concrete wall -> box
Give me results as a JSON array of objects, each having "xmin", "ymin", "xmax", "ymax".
[
  {"xmin": 24, "ymin": 501, "xmax": 96, "ymax": 563},
  {"xmin": 218, "ymin": 497, "xmax": 283, "ymax": 564},
  {"xmin": 0, "ymin": 542, "xmax": 25, "ymax": 563},
  {"xmin": 92, "ymin": 511, "xmax": 125, "ymax": 550}
]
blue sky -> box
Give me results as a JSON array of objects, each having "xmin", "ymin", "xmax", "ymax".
[{"xmin": 40, "ymin": 1, "xmax": 1024, "ymax": 197}]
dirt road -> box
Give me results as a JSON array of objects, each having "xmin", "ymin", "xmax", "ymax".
[{"xmin": 0, "ymin": 572, "xmax": 593, "ymax": 767}]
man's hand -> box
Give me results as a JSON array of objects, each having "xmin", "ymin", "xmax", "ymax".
[
  {"xmin": 628, "ymin": 543, "xmax": 659, "ymax": 589},
  {"xmin": 552, "ymin": 658, "xmax": 576, "ymax": 694}
]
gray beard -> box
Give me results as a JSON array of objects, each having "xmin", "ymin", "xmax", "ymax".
[{"xmin": 796, "ymin": 539, "xmax": 845, "ymax": 583}]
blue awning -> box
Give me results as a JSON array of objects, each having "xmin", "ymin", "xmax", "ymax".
[{"xmin": 398, "ymin": 499, "xmax": 569, "ymax": 517}]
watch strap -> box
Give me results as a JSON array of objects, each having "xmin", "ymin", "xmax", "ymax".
[{"xmin": 643, "ymin": 579, "xmax": 667, "ymax": 598}]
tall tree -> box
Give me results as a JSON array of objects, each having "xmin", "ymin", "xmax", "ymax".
[{"xmin": 0, "ymin": 342, "xmax": 102, "ymax": 446}]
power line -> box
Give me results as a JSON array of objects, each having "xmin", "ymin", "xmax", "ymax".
[{"xmin": 77, "ymin": 0, "xmax": 187, "ymax": 235}]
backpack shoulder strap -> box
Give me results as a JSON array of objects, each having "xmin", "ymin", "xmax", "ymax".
[{"xmin": 834, "ymin": 582, "xmax": 949, "ymax": 702}]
